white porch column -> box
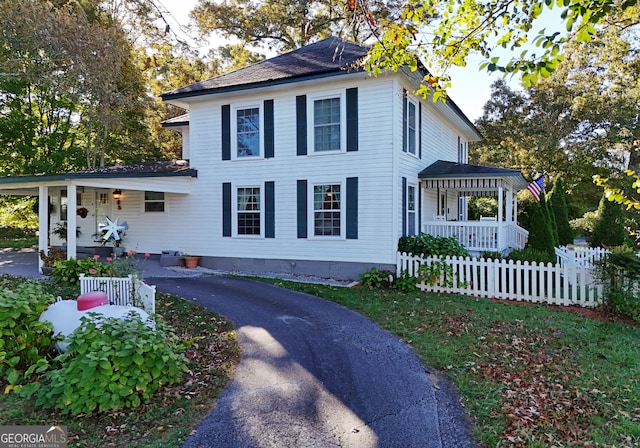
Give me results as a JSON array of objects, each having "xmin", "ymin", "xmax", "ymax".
[
  {"xmin": 497, "ymin": 186, "xmax": 504, "ymax": 250},
  {"xmin": 38, "ymin": 186, "xmax": 49, "ymax": 273},
  {"xmin": 514, "ymin": 193, "xmax": 519, "ymax": 223},
  {"xmin": 66, "ymin": 184, "xmax": 77, "ymax": 259},
  {"xmin": 506, "ymin": 188, "xmax": 513, "ymax": 224}
]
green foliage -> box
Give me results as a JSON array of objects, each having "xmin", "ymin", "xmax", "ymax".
[
  {"xmin": 0, "ymin": 197, "xmax": 38, "ymax": 228},
  {"xmin": 595, "ymin": 246, "xmax": 640, "ymax": 322},
  {"xmin": 591, "ymin": 194, "xmax": 628, "ymax": 248},
  {"xmin": 467, "ymin": 197, "xmax": 498, "ymax": 221},
  {"xmin": 507, "ymin": 247, "xmax": 556, "ymax": 264},
  {"xmin": 548, "ymin": 178, "xmax": 574, "ymax": 245},
  {"xmin": 50, "ymin": 258, "xmax": 107, "ymax": 285},
  {"xmin": 398, "ymin": 234, "xmax": 469, "ymax": 258},
  {"xmin": 49, "ymin": 254, "xmax": 145, "ymax": 285},
  {"xmin": 0, "ymin": 226, "xmax": 37, "ymax": 248},
  {"xmin": 0, "ymin": 281, "xmax": 57, "ymax": 389},
  {"xmin": 480, "ymin": 251, "xmax": 504, "ymax": 260},
  {"xmin": 392, "ymin": 270, "xmax": 418, "ymax": 293},
  {"xmin": 36, "ymin": 313, "xmax": 189, "ymax": 415},
  {"xmin": 359, "ymin": 267, "xmax": 393, "ymax": 289},
  {"xmin": 571, "ymin": 210, "xmax": 598, "ymax": 241},
  {"xmin": 417, "ymin": 260, "xmax": 457, "ymax": 287},
  {"xmin": 39, "ymin": 248, "xmax": 67, "ymax": 268},
  {"xmin": 525, "ymin": 194, "xmax": 556, "ymax": 258}
]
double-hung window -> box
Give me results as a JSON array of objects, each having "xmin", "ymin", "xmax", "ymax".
[
  {"xmin": 236, "ymin": 107, "xmax": 260, "ymax": 157},
  {"xmin": 237, "ymin": 187, "xmax": 261, "ymax": 235},
  {"xmin": 313, "ymin": 184, "xmax": 341, "ymax": 236},
  {"xmin": 313, "ymin": 96, "xmax": 342, "ymax": 152},
  {"xmin": 145, "ymin": 191, "xmax": 165, "ymax": 212},
  {"xmin": 407, "ymin": 185, "xmax": 416, "ymax": 235},
  {"xmin": 405, "ymin": 99, "xmax": 417, "ymax": 155}
]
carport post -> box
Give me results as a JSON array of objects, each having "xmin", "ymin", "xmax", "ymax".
[{"xmin": 38, "ymin": 186, "xmax": 49, "ymax": 273}]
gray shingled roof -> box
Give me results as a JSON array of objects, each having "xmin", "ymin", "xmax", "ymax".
[
  {"xmin": 419, "ymin": 160, "xmax": 528, "ymax": 188},
  {"xmin": 161, "ymin": 38, "xmax": 368, "ymax": 101},
  {"xmin": 161, "ymin": 113, "xmax": 190, "ymax": 128}
]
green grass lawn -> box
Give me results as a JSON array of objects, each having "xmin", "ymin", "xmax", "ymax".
[
  {"xmin": 257, "ymin": 278, "xmax": 640, "ymax": 447},
  {"xmin": 0, "ymin": 227, "xmax": 37, "ymax": 248}
]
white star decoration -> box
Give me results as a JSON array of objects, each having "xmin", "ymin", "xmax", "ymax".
[{"xmin": 100, "ymin": 217, "xmax": 128, "ymax": 241}]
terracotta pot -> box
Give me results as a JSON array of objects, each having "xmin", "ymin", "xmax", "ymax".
[{"xmin": 184, "ymin": 256, "xmax": 200, "ymax": 268}]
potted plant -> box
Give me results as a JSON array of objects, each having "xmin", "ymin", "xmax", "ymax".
[
  {"xmin": 52, "ymin": 222, "xmax": 81, "ymax": 244},
  {"xmin": 183, "ymin": 255, "xmax": 200, "ymax": 268},
  {"xmin": 39, "ymin": 248, "xmax": 67, "ymax": 275}
]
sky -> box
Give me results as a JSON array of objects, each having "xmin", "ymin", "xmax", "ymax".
[{"xmin": 158, "ymin": 0, "xmax": 529, "ymax": 122}]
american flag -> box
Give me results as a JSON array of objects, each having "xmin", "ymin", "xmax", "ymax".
[{"xmin": 527, "ymin": 175, "xmax": 545, "ymax": 202}]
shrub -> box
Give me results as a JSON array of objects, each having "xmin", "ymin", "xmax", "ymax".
[
  {"xmin": 595, "ymin": 246, "xmax": 640, "ymax": 322},
  {"xmin": 392, "ymin": 270, "xmax": 418, "ymax": 293},
  {"xmin": 591, "ymin": 195, "xmax": 628, "ymax": 248},
  {"xmin": 50, "ymin": 258, "xmax": 108, "ymax": 285},
  {"xmin": 507, "ymin": 248, "xmax": 555, "ymax": 264},
  {"xmin": 398, "ymin": 234, "xmax": 469, "ymax": 258},
  {"xmin": 525, "ymin": 194, "xmax": 556, "ymax": 259},
  {"xmin": 0, "ymin": 281, "xmax": 57, "ymax": 389},
  {"xmin": 480, "ymin": 251, "xmax": 503, "ymax": 260},
  {"xmin": 359, "ymin": 267, "xmax": 393, "ymax": 289},
  {"xmin": 36, "ymin": 313, "xmax": 189, "ymax": 415},
  {"xmin": 570, "ymin": 211, "xmax": 597, "ymax": 241},
  {"xmin": 548, "ymin": 178, "xmax": 574, "ymax": 245}
]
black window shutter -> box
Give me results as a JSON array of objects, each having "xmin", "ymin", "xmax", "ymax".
[
  {"xmin": 265, "ymin": 181, "xmax": 275, "ymax": 238},
  {"xmin": 346, "ymin": 177, "xmax": 358, "ymax": 239},
  {"xmin": 297, "ymin": 180, "xmax": 308, "ymax": 238},
  {"xmin": 296, "ymin": 95, "xmax": 307, "ymax": 156},
  {"xmin": 346, "ymin": 88, "xmax": 358, "ymax": 152},
  {"xmin": 222, "ymin": 105, "xmax": 231, "ymax": 160},
  {"xmin": 418, "ymin": 102, "xmax": 422, "ymax": 159},
  {"xmin": 264, "ymin": 100, "xmax": 274, "ymax": 158},
  {"xmin": 222, "ymin": 182, "xmax": 232, "ymax": 237},
  {"xmin": 402, "ymin": 90, "xmax": 407, "ymax": 153},
  {"xmin": 418, "ymin": 185, "xmax": 422, "ymax": 235},
  {"xmin": 402, "ymin": 177, "xmax": 407, "ymax": 236}
]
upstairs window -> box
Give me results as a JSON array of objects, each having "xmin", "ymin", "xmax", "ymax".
[
  {"xmin": 313, "ymin": 97, "xmax": 341, "ymax": 152},
  {"xmin": 313, "ymin": 184, "xmax": 341, "ymax": 236},
  {"xmin": 236, "ymin": 107, "xmax": 260, "ymax": 157},
  {"xmin": 145, "ymin": 191, "xmax": 165, "ymax": 212},
  {"xmin": 404, "ymin": 99, "xmax": 417, "ymax": 155},
  {"xmin": 237, "ymin": 187, "xmax": 261, "ymax": 235}
]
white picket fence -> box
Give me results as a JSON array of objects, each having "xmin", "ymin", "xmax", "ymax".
[
  {"xmin": 79, "ymin": 274, "xmax": 156, "ymax": 315},
  {"xmin": 397, "ymin": 252, "xmax": 603, "ymax": 308}
]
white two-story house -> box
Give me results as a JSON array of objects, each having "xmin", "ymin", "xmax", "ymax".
[{"xmin": 0, "ymin": 37, "xmax": 529, "ymax": 279}]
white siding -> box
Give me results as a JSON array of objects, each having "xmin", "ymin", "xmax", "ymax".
[{"xmin": 127, "ymin": 73, "xmax": 477, "ymax": 267}]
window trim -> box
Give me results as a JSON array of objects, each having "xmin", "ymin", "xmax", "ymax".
[
  {"xmin": 310, "ymin": 180, "xmax": 344, "ymax": 239},
  {"xmin": 407, "ymin": 183, "xmax": 417, "ymax": 236},
  {"xmin": 231, "ymin": 102, "xmax": 263, "ymax": 159},
  {"xmin": 233, "ymin": 185, "xmax": 263, "ymax": 238},
  {"xmin": 144, "ymin": 191, "xmax": 166, "ymax": 213},
  {"xmin": 404, "ymin": 97, "xmax": 419, "ymax": 156},
  {"xmin": 308, "ymin": 91, "xmax": 346, "ymax": 154}
]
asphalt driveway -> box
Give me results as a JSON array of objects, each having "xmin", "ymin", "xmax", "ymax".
[{"xmin": 150, "ymin": 276, "xmax": 476, "ymax": 448}]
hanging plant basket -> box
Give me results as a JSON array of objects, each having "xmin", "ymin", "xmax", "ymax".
[{"xmin": 76, "ymin": 207, "xmax": 88, "ymax": 218}]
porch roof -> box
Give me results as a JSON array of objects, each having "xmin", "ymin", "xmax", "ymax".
[
  {"xmin": 0, "ymin": 160, "xmax": 197, "ymax": 195},
  {"xmin": 419, "ymin": 160, "xmax": 529, "ymax": 194}
]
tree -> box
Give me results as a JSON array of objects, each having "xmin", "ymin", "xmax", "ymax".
[
  {"xmin": 191, "ymin": 0, "xmax": 403, "ymax": 52},
  {"xmin": 525, "ymin": 193, "xmax": 556, "ymax": 258},
  {"xmin": 0, "ymin": 0, "xmax": 158, "ymax": 172},
  {"xmin": 591, "ymin": 194, "xmax": 628, "ymax": 247},
  {"xmin": 548, "ymin": 178, "xmax": 574, "ymax": 245},
  {"xmin": 359, "ymin": 0, "xmax": 639, "ymax": 98}
]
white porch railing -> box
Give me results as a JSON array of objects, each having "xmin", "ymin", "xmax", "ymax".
[
  {"xmin": 397, "ymin": 252, "xmax": 603, "ymax": 308},
  {"xmin": 422, "ymin": 221, "xmax": 529, "ymax": 253},
  {"xmin": 79, "ymin": 274, "xmax": 156, "ymax": 315}
]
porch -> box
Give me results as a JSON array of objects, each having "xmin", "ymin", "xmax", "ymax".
[
  {"xmin": 422, "ymin": 220, "xmax": 529, "ymax": 254},
  {"xmin": 418, "ymin": 160, "xmax": 531, "ymax": 255}
]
